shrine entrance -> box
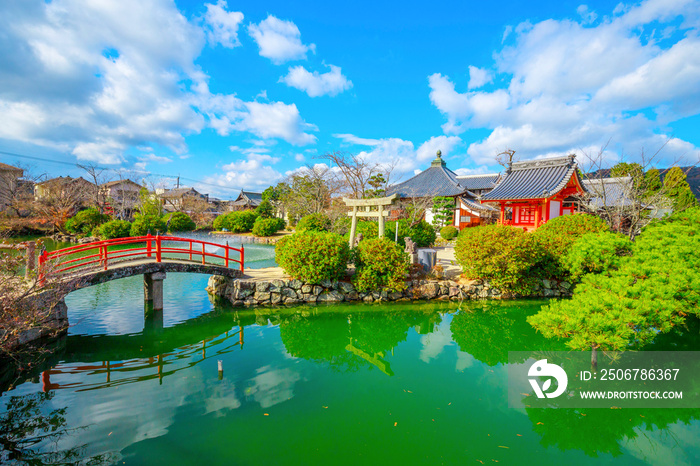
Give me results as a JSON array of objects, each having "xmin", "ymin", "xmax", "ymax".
[{"xmin": 343, "ymin": 194, "xmax": 398, "ymax": 248}]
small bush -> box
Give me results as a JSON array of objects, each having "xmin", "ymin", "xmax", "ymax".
[
  {"xmin": 65, "ymin": 208, "xmax": 109, "ymax": 235},
  {"xmin": 296, "ymin": 213, "xmax": 332, "ymax": 232},
  {"xmin": 255, "ymin": 200, "xmax": 275, "ymax": 219},
  {"xmin": 213, "ymin": 210, "xmax": 258, "ymax": 232},
  {"xmin": 440, "ymin": 225, "xmax": 459, "ymax": 241},
  {"xmin": 534, "ymin": 213, "xmax": 609, "ymax": 277},
  {"xmin": 455, "ymin": 224, "xmax": 544, "ymax": 294},
  {"xmin": 563, "ymin": 232, "xmax": 633, "ymax": 280},
  {"xmin": 130, "ymin": 215, "xmax": 167, "ymax": 236},
  {"xmin": 98, "ymin": 220, "xmax": 132, "ymax": 239},
  {"xmin": 252, "ymin": 217, "xmax": 285, "ymax": 237},
  {"xmin": 353, "ymin": 237, "xmax": 409, "ymax": 292},
  {"xmin": 383, "ymin": 219, "xmax": 436, "ymax": 248},
  {"xmin": 166, "ymin": 212, "xmax": 196, "ymax": 232},
  {"xmin": 276, "ymin": 231, "xmax": 349, "ymax": 283}
]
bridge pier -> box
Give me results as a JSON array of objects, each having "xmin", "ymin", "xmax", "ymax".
[{"xmin": 144, "ymin": 271, "xmax": 166, "ymax": 311}]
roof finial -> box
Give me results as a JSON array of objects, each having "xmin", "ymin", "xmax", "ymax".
[
  {"xmin": 431, "ymin": 150, "xmax": 446, "ymax": 168},
  {"xmin": 436, "ymin": 150, "xmax": 442, "ymax": 158}
]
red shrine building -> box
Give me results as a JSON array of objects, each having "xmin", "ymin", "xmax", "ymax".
[{"xmin": 480, "ymin": 155, "xmax": 587, "ymax": 231}]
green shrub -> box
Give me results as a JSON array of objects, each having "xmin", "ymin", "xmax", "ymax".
[
  {"xmin": 534, "ymin": 214, "xmax": 609, "ymax": 277},
  {"xmin": 455, "ymin": 224, "xmax": 544, "ymax": 294},
  {"xmin": 383, "ymin": 219, "xmax": 436, "ymax": 248},
  {"xmin": 213, "ymin": 210, "xmax": 258, "ymax": 232},
  {"xmin": 528, "ymin": 207, "xmax": 700, "ymax": 352},
  {"xmin": 166, "ymin": 212, "xmax": 196, "ymax": 232},
  {"xmin": 255, "ymin": 200, "xmax": 275, "ymax": 219},
  {"xmin": 296, "ymin": 213, "xmax": 332, "ymax": 232},
  {"xmin": 353, "ymin": 237, "xmax": 409, "ymax": 292},
  {"xmin": 563, "ymin": 232, "xmax": 633, "ymax": 280},
  {"xmin": 65, "ymin": 208, "xmax": 109, "ymax": 235},
  {"xmin": 350, "ymin": 220, "xmax": 379, "ymax": 241},
  {"xmin": 332, "ymin": 217, "xmax": 351, "ymax": 235},
  {"xmin": 276, "ymin": 231, "xmax": 349, "ymax": 283},
  {"xmin": 130, "ymin": 215, "xmax": 167, "ymax": 236},
  {"xmin": 252, "ymin": 217, "xmax": 285, "ymax": 237},
  {"xmin": 98, "ymin": 220, "xmax": 132, "ymax": 239},
  {"xmin": 440, "ymin": 225, "xmax": 459, "ymax": 241}
]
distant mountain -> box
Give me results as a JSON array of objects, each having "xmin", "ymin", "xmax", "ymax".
[{"xmin": 586, "ymin": 166, "xmax": 700, "ymax": 201}]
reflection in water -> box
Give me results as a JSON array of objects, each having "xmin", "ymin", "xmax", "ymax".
[
  {"xmin": 2, "ymin": 282, "xmax": 700, "ymax": 464},
  {"xmin": 0, "ymin": 391, "xmax": 115, "ymax": 464}
]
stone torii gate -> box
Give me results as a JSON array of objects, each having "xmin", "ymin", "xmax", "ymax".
[{"xmin": 343, "ymin": 193, "xmax": 398, "ymax": 248}]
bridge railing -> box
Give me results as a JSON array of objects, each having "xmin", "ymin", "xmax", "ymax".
[{"xmin": 38, "ymin": 234, "xmax": 244, "ymax": 282}]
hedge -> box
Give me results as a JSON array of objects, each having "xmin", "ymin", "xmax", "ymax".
[
  {"xmin": 276, "ymin": 231, "xmax": 349, "ymax": 283},
  {"xmin": 252, "ymin": 217, "xmax": 285, "ymax": 237},
  {"xmin": 130, "ymin": 215, "xmax": 167, "ymax": 236},
  {"xmin": 166, "ymin": 212, "xmax": 196, "ymax": 232},
  {"xmin": 353, "ymin": 237, "xmax": 409, "ymax": 292},
  {"xmin": 213, "ymin": 210, "xmax": 258, "ymax": 233},
  {"xmin": 296, "ymin": 213, "xmax": 332, "ymax": 232},
  {"xmin": 98, "ymin": 220, "xmax": 132, "ymax": 239},
  {"xmin": 440, "ymin": 225, "xmax": 459, "ymax": 241},
  {"xmin": 65, "ymin": 208, "xmax": 109, "ymax": 235}
]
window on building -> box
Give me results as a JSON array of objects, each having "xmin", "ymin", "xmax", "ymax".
[{"xmin": 518, "ymin": 206, "xmax": 535, "ymax": 224}]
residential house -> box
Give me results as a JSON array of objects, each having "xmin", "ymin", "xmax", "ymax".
[
  {"xmin": 158, "ymin": 187, "xmax": 209, "ymax": 212},
  {"xmin": 100, "ymin": 179, "xmax": 142, "ymax": 219},
  {"xmin": 0, "ymin": 162, "xmax": 24, "ymax": 212},
  {"xmin": 385, "ymin": 151, "xmax": 497, "ymax": 229},
  {"xmin": 34, "ymin": 176, "xmax": 96, "ymax": 204},
  {"xmin": 232, "ymin": 191, "xmax": 263, "ymax": 210},
  {"xmin": 480, "ymin": 155, "xmax": 587, "ymax": 231}
]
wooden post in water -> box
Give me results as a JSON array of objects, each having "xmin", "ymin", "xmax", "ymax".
[
  {"xmin": 218, "ymin": 360, "xmax": 223, "ymax": 380},
  {"xmin": 144, "ymin": 271, "xmax": 166, "ymax": 311}
]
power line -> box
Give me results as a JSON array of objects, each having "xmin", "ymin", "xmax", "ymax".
[{"xmin": 0, "ymin": 149, "xmax": 245, "ymax": 193}]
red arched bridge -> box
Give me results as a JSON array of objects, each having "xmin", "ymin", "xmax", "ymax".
[{"xmin": 38, "ymin": 234, "xmax": 244, "ymax": 309}]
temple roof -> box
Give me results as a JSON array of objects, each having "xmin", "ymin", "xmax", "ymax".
[
  {"xmin": 460, "ymin": 196, "xmax": 497, "ymax": 212},
  {"xmin": 386, "ymin": 151, "xmax": 476, "ymax": 198},
  {"xmin": 455, "ymin": 173, "xmax": 499, "ymax": 191},
  {"xmin": 481, "ymin": 155, "xmax": 584, "ymax": 201},
  {"xmin": 582, "ymin": 177, "xmax": 635, "ymax": 208},
  {"xmin": 232, "ymin": 190, "xmax": 262, "ymax": 206}
]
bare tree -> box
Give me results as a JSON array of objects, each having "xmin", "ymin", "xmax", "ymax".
[
  {"xmin": 577, "ymin": 141, "xmax": 697, "ymax": 239},
  {"xmin": 0, "ymin": 163, "xmax": 44, "ymax": 218},
  {"xmin": 33, "ymin": 178, "xmax": 88, "ymax": 233},
  {"xmin": 495, "ymin": 149, "xmax": 519, "ymax": 168},
  {"xmin": 77, "ymin": 163, "xmax": 112, "ymax": 212},
  {"xmin": 321, "ymin": 151, "xmax": 396, "ymax": 199},
  {"xmin": 281, "ymin": 165, "xmax": 344, "ymax": 222}
]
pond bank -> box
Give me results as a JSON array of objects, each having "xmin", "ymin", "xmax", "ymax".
[{"xmin": 207, "ymin": 274, "xmax": 573, "ymax": 306}]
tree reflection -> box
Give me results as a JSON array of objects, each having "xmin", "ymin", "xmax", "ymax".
[
  {"xmin": 0, "ymin": 391, "xmax": 115, "ymax": 465},
  {"xmin": 450, "ymin": 302, "xmax": 567, "ymax": 366},
  {"xmin": 279, "ymin": 310, "xmax": 436, "ymax": 374},
  {"xmin": 526, "ymin": 406, "xmax": 700, "ymax": 458}
]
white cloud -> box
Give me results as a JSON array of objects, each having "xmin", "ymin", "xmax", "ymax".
[
  {"xmin": 0, "ymin": 1, "xmax": 318, "ymax": 164},
  {"xmin": 280, "ymin": 64, "xmax": 352, "ymax": 97},
  {"xmin": 428, "ymin": 0, "xmax": 700, "ymax": 166},
  {"xmin": 203, "ymin": 0, "xmax": 244, "ymax": 48},
  {"xmin": 467, "ymin": 65, "xmax": 493, "ymax": 89},
  {"xmin": 416, "ymin": 135, "xmax": 462, "ymax": 162},
  {"xmin": 203, "ymin": 157, "xmax": 283, "ymax": 193},
  {"xmin": 333, "ymin": 133, "xmax": 381, "ymax": 146},
  {"xmin": 248, "ymin": 15, "xmax": 315, "ymax": 64}
]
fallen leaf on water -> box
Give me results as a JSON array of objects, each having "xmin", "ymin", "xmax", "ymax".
[
  {"xmin": 263, "ymin": 413, "xmax": 269, "ymax": 416},
  {"xmin": 536, "ymin": 422, "xmax": 544, "ymax": 425},
  {"xmin": 498, "ymin": 446, "xmax": 509, "ymax": 449},
  {"xmin": 394, "ymin": 422, "xmax": 397, "ymax": 426},
  {"xmin": 108, "ymin": 432, "xmax": 112, "ymax": 436},
  {"xmin": 516, "ymin": 434, "xmax": 522, "ymax": 437},
  {"xmin": 407, "ymin": 390, "xmax": 413, "ymax": 393},
  {"xmin": 322, "ymin": 406, "xmax": 328, "ymax": 409},
  {"xmin": 448, "ymin": 402, "xmax": 452, "ymax": 405}
]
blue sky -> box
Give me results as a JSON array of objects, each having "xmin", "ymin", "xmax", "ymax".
[{"xmin": 1, "ymin": 0, "xmax": 699, "ymax": 199}]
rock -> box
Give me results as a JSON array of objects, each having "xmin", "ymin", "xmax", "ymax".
[
  {"xmin": 271, "ymin": 293, "xmax": 282, "ymax": 304},
  {"xmin": 388, "ymin": 292, "xmax": 403, "ymax": 301},
  {"xmin": 419, "ymin": 282, "xmax": 440, "ymax": 299},
  {"xmin": 363, "ymin": 295, "xmax": 374, "ymax": 302},
  {"xmin": 306, "ymin": 295, "xmax": 318, "ymax": 303},
  {"xmin": 338, "ymin": 282, "xmax": 355, "ymax": 293},
  {"xmin": 284, "ymin": 297, "xmax": 301, "ymax": 304},
  {"xmin": 542, "ymin": 279, "xmax": 552, "ymax": 289},
  {"xmin": 18, "ymin": 327, "xmax": 42, "ymax": 345},
  {"xmin": 301, "ymin": 284, "xmax": 313, "ymax": 294},
  {"xmin": 380, "ymin": 290, "xmax": 388, "ymax": 299},
  {"xmin": 346, "ymin": 291, "xmax": 359, "ymax": 301},
  {"xmin": 449, "ymin": 286, "xmax": 461, "ymax": 297},
  {"xmin": 281, "ymin": 288, "xmax": 297, "ymax": 299},
  {"xmin": 232, "ymin": 300, "xmax": 244, "ymax": 307},
  {"xmin": 318, "ymin": 290, "xmax": 344, "ymax": 302},
  {"xmin": 543, "ymin": 288, "xmax": 555, "ymax": 297},
  {"xmin": 256, "ymin": 282, "xmax": 270, "ymax": 292},
  {"xmin": 289, "ymin": 279, "xmax": 303, "ymax": 290},
  {"xmin": 254, "ymin": 291, "xmax": 271, "ymax": 301},
  {"xmin": 371, "ymin": 292, "xmax": 381, "ymax": 300},
  {"xmin": 313, "ymin": 286, "xmax": 323, "ymax": 296},
  {"xmin": 270, "ymin": 279, "xmax": 285, "ymax": 291},
  {"xmin": 559, "ymin": 281, "xmax": 572, "ymax": 290},
  {"xmin": 439, "ymin": 285, "xmax": 448, "ymax": 296},
  {"xmin": 320, "ymin": 279, "xmax": 332, "ymax": 289},
  {"xmin": 244, "ymin": 297, "xmax": 256, "ymax": 306}
]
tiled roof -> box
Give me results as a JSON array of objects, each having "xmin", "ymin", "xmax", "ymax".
[
  {"xmin": 583, "ymin": 177, "xmax": 635, "ymax": 208},
  {"xmin": 160, "ymin": 187, "xmax": 202, "ymax": 198},
  {"xmin": 455, "ymin": 174, "xmax": 499, "ymax": 191},
  {"xmin": 233, "ymin": 191, "xmax": 262, "ymax": 206},
  {"xmin": 101, "ymin": 179, "xmax": 141, "ymax": 188},
  {"xmin": 460, "ymin": 197, "xmax": 497, "ymax": 212},
  {"xmin": 0, "ymin": 162, "xmax": 23, "ymax": 172},
  {"xmin": 481, "ymin": 155, "xmax": 583, "ymax": 201}
]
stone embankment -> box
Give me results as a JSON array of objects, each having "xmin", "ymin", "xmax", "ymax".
[{"xmin": 207, "ymin": 275, "xmax": 573, "ymax": 306}]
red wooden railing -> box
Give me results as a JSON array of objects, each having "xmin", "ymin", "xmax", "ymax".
[{"xmin": 38, "ymin": 234, "xmax": 244, "ymax": 283}]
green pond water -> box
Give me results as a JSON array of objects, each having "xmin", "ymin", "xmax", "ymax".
[{"xmin": 2, "ymin": 237, "xmax": 700, "ymax": 465}]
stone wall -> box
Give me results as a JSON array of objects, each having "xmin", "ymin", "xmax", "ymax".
[
  {"xmin": 207, "ymin": 275, "xmax": 573, "ymax": 306},
  {"xmin": 3, "ymin": 295, "xmax": 69, "ymax": 350}
]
